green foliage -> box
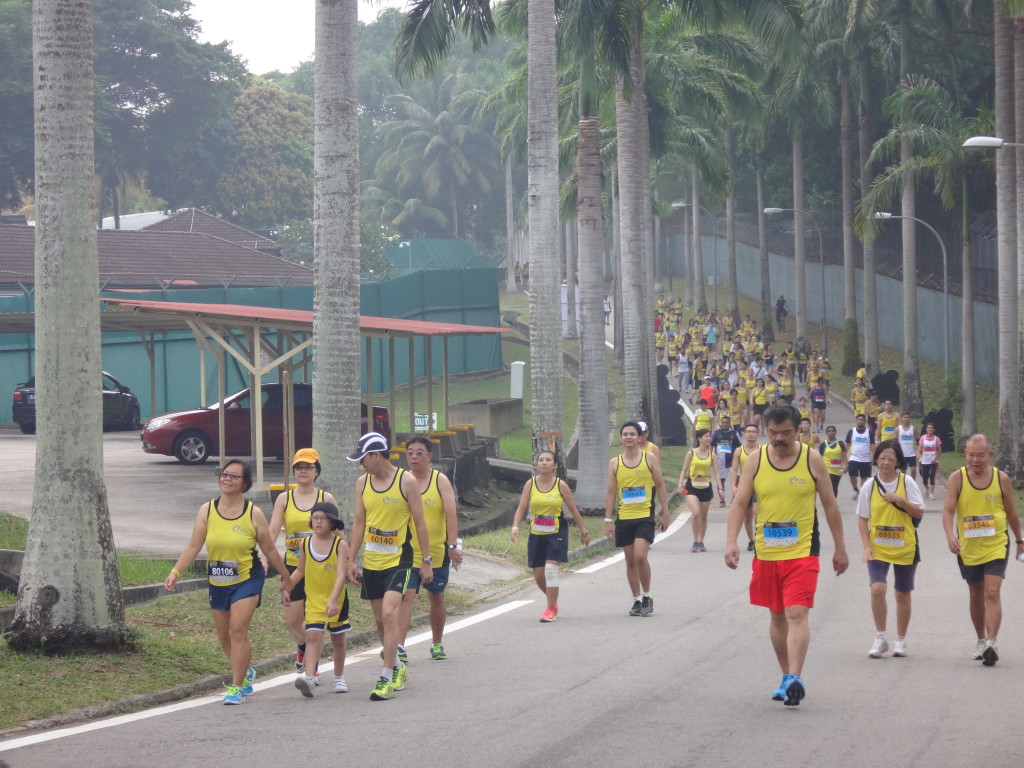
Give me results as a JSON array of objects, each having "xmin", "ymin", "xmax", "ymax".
[
  {"xmin": 273, "ymin": 217, "xmax": 398, "ymax": 281},
  {"xmin": 213, "ymin": 86, "xmax": 314, "ymax": 229},
  {"xmin": 0, "ymin": 510, "xmax": 28, "ymax": 550},
  {"xmin": 842, "ymin": 319, "xmax": 861, "ymax": 377},
  {"xmin": 0, "ymin": 0, "xmax": 32, "ymax": 209},
  {"xmin": 938, "ymin": 368, "xmax": 964, "ymax": 415}
]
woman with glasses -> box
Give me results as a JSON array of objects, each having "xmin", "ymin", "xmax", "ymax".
[
  {"xmin": 269, "ymin": 448, "xmax": 340, "ymax": 679},
  {"xmin": 165, "ymin": 459, "xmax": 293, "ymax": 704}
]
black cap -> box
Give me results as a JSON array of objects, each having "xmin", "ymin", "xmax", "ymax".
[{"xmin": 310, "ymin": 500, "xmax": 344, "ymax": 531}]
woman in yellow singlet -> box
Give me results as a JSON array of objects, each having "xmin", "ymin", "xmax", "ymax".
[
  {"xmin": 677, "ymin": 429, "xmax": 719, "ymax": 552},
  {"xmin": 166, "ymin": 459, "xmax": 293, "ymax": 704},
  {"xmin": 851, "ymin": 378, "xmax": 868, "ymax": 417},
  {"xmin": 510, "ymin": 451, "xmax": 590, "ymax": 622},
  {"xmin": 750, "ymin": 377, "xmax": 769, "ymax": 434},
  {"xmin": 269, "ymin": 448, "xmax": 341, "ymax": 675},
  {"xmin": 779, "ymin": 365, "xmax": 794, "ymax": 404},
  {"xmin": 855, "ymin": 440, "xmax": 925, "ymax": 658}
]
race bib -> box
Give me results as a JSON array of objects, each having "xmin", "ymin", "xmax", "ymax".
[
  {"xmin": 763, "ymin": 521, "xmax": 798, "ymax": 547},
  {"xmin": 285, "ymin": 531, "xmax": 312, "ymax": 554},
  {"xmin": 829, "ymin": 459, "xmax": 843, "ymax": 469},
  {"xmin": 963, "ymin": 515, "xmax": 996, "ymax": 538},
  {"xmin": 717, "ymin": 444, "xmax": 733, "ymax": 454},
  {"xmin": 208, "ymin": 560, "xmax": 240, "ymax": 585},
  {"xmin": 531, "ymin": 515, "xmax": 557, "ymax": 534},
  {"xmin": 622, "ymin": 486, "xmax": 648, "ymax": 505},
  {"xmin": 873, "ymin": 525, "xmax": 904, "ymax": 548},
  {"xmin": 366, "ymin": 526, "xmax": 400, "ymax": 554},
  {"xmin": 691, "ymin": 473, "xmax": 711, "ymax": 489}
]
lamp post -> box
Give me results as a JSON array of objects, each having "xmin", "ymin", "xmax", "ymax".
[
  {"xmin": 874, "ymin": 212, "xmax": 949, "ymax": 371},
  {"xmin": 961, "ymin": 135, "xmax": 1024, "ymax": 149},
  {"xmin": 672, "ymin": 202, "xmax": 719, "ymax": 310},
  {"xmin": 764, "ymin": 207, "xmax": 827, "ymax": 354}
]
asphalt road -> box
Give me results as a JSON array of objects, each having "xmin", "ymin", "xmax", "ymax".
[{"xmin": 2, "ymin": 492, "xmax": 1022, "ymax": 766}]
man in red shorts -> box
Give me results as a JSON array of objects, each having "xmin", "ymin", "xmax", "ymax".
[{"xmin": 724, "ymin": 402, "xmax": 848, "ymax": 706}]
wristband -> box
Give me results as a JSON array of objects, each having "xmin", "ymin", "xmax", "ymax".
[
  {"xmin": 604, "ymin": 518, "xmax": 614, "ymax": 523},
  {"xmin": 171, "ymin": 567, "xmax": 182, "ymax": 578},
  {"xmin": 1016, "ymin": 539, "xmax": 1024, "ymax": 545}
]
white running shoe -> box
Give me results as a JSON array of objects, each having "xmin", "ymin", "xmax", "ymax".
[
  {"xmin": 893, "ymin": 638, "xmax": 908, "ymax": 657},
  {"xmin": 332, "ymin": 675, "xmax": 348, "ymax": 693},
  {"xmin": 972, "ymin": 639, "xmax": 987, "ymax": 660},
  {"xmin": 868, "ymin": 636, "xmax": 889, "ymax": 658},
  {"xmin": 294, "ymin": 674, "xmax": 315, "ymax": 698},
  {"xmin": 929, "ymin": 490, "xmax": 935, "ymax": 500},
  {"xmin": 852, "ymin": 489, "xmax": 860, "ymax": 500}
]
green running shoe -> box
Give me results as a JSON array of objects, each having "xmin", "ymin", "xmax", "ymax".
[
  {"xmin": 391, "ymin": 664, "xmax": 407, "ymax": 691},
  {"xmin": 430, "ymin": 643, "xmax": 447, "ymax": 660},
  {"xmin": 370, "ymin": 676, "xmax": 394, "ymax": 701}
]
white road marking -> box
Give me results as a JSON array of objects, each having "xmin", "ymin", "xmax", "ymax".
[
  {"xmin": 573, "ymin": 512, "xmax": 691, "ymax": 574},
  {"xmin": 0, "ymin": 600, "xmax": 534, "ymax": 752}
]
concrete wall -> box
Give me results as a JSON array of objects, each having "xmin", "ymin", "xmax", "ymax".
[{"xmin": 447, "ymin": 398, "xmax": 524, "ymax": 437}]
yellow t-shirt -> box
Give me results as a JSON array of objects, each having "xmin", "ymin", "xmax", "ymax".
[
  {"xmin": 409, "ymin": 469, "xmax": 450, "ymax": 566},
  {"xmin": 866, "ymin": 473, "xmax": 918, "ymax": 566},
  {"xmin": 615, "ymin": 453, "xmax": 655, "ymax": 520},
  {"xmin": 955, "ymin": 467, "xmax": 1009, "ymax": 566},
  {"xmin": 529, "ymin": 476, "xmax": 565, "ymax": 535},
  {"xmin": 752, "ymin": 444, "xmax": 820, "ymax": 560},
  {"xmin": 206, "ymin": 499, "xmax": 259, "ymax": 587},
  {"xmin": 360, "ymin": 468, "xmax": 413, "ymax": 571},
  {"xmin": 302, "ymin": 536, "xmax": 347, "ymax": 624},
  {"xmin": 687, "ymin": 449, "xmax": 713, "ymax": 489}
]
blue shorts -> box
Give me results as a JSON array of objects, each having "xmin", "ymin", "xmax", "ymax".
[
  {"xmin": 527, "ymin": 529, "xmax": 569, "ymax": 568},
  {"xmin": 209, "ymin": 566, "xmax": 264, "ymax": 612},
  {"xmin": 406, "ymin": 562, "xmax": 451, "ymax": 595},
  {"xmin": 866, "ymin": 559, "xmax": 917, "ymax": 592}
]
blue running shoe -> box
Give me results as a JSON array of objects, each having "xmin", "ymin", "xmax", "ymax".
[
  {"xmin": 784, "ymin": 675, "xmax": 805, "ymax": 706},
  {"xmin": 241, "ymin": 665, "xmax": 256, "ymax": 696},
  {"xmin": 223, "ymin": 685, "xmax": 245, "ymax": 705},
  {"xmin": 772, "ymin": 673, "xmax": 793, "ymax": 701}
]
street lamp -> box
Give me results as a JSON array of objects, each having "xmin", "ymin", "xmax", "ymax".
[
  {"xmin": 673, "ymin": 202, "xmax": 720, "ymax": 311},
  {"xmin": 874, "ymin": 212, "xmax": 950, "ymax": 371},
  {"xmin": 961, "ymin": 135, "xmax": 1024, "ymax": 149},
  {"xmin": 764, "ymin": 207, "xmax": 827, "ymax": 354}
]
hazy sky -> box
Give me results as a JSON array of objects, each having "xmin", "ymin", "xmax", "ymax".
[{"xmin": 189, "ymin": 0, "xmax": 407, "ymax": 75}]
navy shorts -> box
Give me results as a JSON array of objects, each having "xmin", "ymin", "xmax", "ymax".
[
  {"xmin": 285, "ymin": 563, "xmax": 306, "ymax": 602},
  {"xmin": 958, "ymin": 556, "xmax": 1008, "ymax": 585},
  {"xmin": 360, "ymin": 566, "xmax": 412, "ymax": 601},
  {"xmin": 209, "ymin": 566, "xmax": 264, "ymax": 612},
  {"xmin": 408, "ymin": 562, "xmax": 451, "ymax": 595},
  {"xmin": 615, "ymin": 516, "xmax": 655, "ymax": 548},
  {"xmin": 848, "ymin": 460, "xmax": 873, "ymax": 479},
  {"xmin": 527, "ymin": 528, "xmax": 569, "ymax": 568},
  {"xmin": 866, "ymin": 559, "xmax": 918, "ymax": 592}
]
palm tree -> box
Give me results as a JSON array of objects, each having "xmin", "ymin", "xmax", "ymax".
[
  {"xmin": 11, "ymin": 0, "xmax": 127, "ymax": 652},
  {"xmin": 312, "ymin": 0, "xmax": 363, "ymax": 510}
]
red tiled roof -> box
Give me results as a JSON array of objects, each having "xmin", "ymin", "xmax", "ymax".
[
  {"xmin": 142, "ymin": 208, "xmax": 278, "ymax": 251},
  {"xmin": 0, "ymin": 225, "xmax": 311, "ymax": 288}
]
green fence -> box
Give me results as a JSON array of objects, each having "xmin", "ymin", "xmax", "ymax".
[{"xmin": 1, "ymin": 267, "xmax": 502, "ymax": 421}]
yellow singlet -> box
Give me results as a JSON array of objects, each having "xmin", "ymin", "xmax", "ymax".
[
  {"xmin": 694, "ymin": 409, "xmax": 713, "ymax": 432},
  {"xmin": 360, "ymin": 467, "xmax": 413, "ymax": 571},
  {"xmin": 753, "ymin": 388, "xmax": 768, "ymax": 405},
  {"xmin": 822, "ymin": 440, "xmax": 844, "ymax": 476},
  {"xmin": 409, "ymin": 469, "xmax": 450, "ymax": 566},
  {"xmin": 283, "ymin": 488, "xmax": 324, "ymax": 567},
  {"xmin": 615, "ymin": 453, "xmax": 655, "ymax": 520},
  {"xmin": 205, "ymin": 498, "xmax": 259, "ymax": 587},
  {"xmin": 529, "ymin": 476, "xmax": 565, "ymax": 535},
  {"xmin": 867, "ymin": 473, "xmax": 918, "ymax": 566},
  {"xmin": 302, "ymin": 536, "xmax": 347, "ymax": 624},
  {"xmin": 752, "ymin": 444, "xmax": 819, "ymax": 560},
  {"xmin": 878, "ymin": 412, "xmax": 899, "ymax": 440},
  {"xmin": 955, "ymin": 467, "xmax": 1009, "ymax": 566},
  {"xmin": 688, "ymin": 449, "xmax": 713, "ymax": 489}
]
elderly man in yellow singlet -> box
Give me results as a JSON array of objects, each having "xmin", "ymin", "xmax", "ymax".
[
  {"xmin": 347, "ymin": 432, "xmax": 433, "ymax": 701},
  {"xmin": 605, "ymin": 421, "xmax": 672, "ymax": 617},
  {"xmin": 724, "ymin": 403, "xmax": 848, "ymax": 707},
  {"xmin": 941, "ymin": 434, "xmax": 1024, "ymax": 666}
]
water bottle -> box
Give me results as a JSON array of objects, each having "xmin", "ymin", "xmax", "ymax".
[
  {"xmin": 1017, "ymin": 552, "xmax": 1024, "ymax": 563},
  {"xmin": 454, "ymin": 537, "xmax": 464, "ymax": 570}
]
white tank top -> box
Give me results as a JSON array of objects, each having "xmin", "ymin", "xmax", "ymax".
[{"xmin": 897, "ymin": 425, "xmax": 916, "ymax": 459}]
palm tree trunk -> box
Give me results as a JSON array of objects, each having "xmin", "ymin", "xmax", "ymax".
[
  {"xmin": 995, "ymin": 1, "xmax": 1019, "ymax": 474},
  {"xmin": 792, "ymin": 134, "xmax": 807, "ymax": 341},
  {"xmin": 565, "ymin": 220, "xmax": 579, "ymax": 339},
  {"xmin": 691, "ymin": 167, "xmax": 707, "ymax": 313},
  {"xmin": 757, "ymin": 169, "xmax": 773, "ymax": 342},
  {"xmin": 313, "ymin": 0, "xmax": 362, "ymax": 508},
  {"xmin": 527, "ymin": 0, "xmax": 565, "ymax": 462},
  {"xmin": 858, "ymin": 68, "xmax": 880, "ymax": 375},
  {"xmin": 504, "ymin": 155, "xmax": 517, "ymax": 292},
  {"xmin": 11, "ymin": 0, "xmax": 127, "ymax": 652},
  {"xmin": 725, "ymin": 122, "xmax": 739, "ymax": 321},
  {"xmin": 682, "ymin": 198, "xmax": 693, "ymax": 308},
  {"xmin": 611, "ymin": 166, "xmax": 624, "ymax": 371},
  {"xmin": 840, "ymin": 56, "xmax": 859, "ymax": 376},
  {"xmin": 1015, "ymin": 14, "xmax": 1024, "ymax": 468},
  {"xmin": 575, "ymin": 113, "xmax": 610, "ymax": 511}
]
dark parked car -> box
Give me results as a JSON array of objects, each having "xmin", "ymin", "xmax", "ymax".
[
  {"xmin": 141, "ymin": 382, "xmax": 391, "ymax": 465},
  {"xmin": 12, "ymin": 371, "xmax": 141, "ymax": 435}
]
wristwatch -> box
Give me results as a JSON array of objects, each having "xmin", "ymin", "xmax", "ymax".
[
  {"xmin": 422, "ymin": 555, "xmax": 433, "ymax": 565},
  {"xmin": 446, "ymin": 542, "xmax": 458, "ymax": 550}
]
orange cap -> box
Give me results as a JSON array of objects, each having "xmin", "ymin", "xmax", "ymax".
[{"xmin": 292, "ymin": 448, "xmax": 320, "ymax": 466}]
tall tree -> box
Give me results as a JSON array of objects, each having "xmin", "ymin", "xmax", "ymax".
[
  {"xmin": 10, "ymin": 0, "xmax": 127, "ymax": 652},
  {"xmin": 312, "ymin": 0, "xmax": 363, "ymax": 510}
]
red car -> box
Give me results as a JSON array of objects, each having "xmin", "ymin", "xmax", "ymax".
[{"xmin": 141, "ymin": 383, "xmax": 390, "ymax": 465}]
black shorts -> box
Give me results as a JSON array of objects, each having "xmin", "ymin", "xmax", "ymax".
[
  {"xmin": 615, "ymin": 516, "xmax": 655, "ymax": 548},
  {"xmin": 527, "ymin": 528, "xmax": 570, "ymax": 567},
  {"xmin": 753, "ymin": 403, "xmax": 767, "ymax": 415},
  {"xmin": 286, "ymin": 563, "xmax": 306, "ymax": 602},
  {"xmin": 848, "ymin": 460, "xmax": 873, "ymax": 479},
  {"xmin": 957, "ymin": 555, "xmax": 1008, "ymax": 584},
  {"xmin": 360, "ymin": 566, "xmax": 412, "ymax": 601},
  {"xmin": 684, "ymin": 480, "xmax": 714, "ymax": 503},
  {"xmin": 812, "ymin": 403, "xmax": 826, "ymax": 411},
  {"xmin": 903, "ymin": 456, "xmax": 917, "ymax": 467}
]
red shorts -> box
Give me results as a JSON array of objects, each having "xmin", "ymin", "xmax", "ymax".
[{"xmin": 749, "ymin": 556, "xmax": 820, "ymax": 613}]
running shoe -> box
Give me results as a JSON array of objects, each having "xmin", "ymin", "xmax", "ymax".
[
  {"xmin": 690, "ymin": 542, "xmax": 699, "ymax": 552},
  {"xmin": 370, "ymin": 676, "xmax": 394, "ymax": 701},
  {"xmin": 982, "ymin": 640, "xmax": 999, "ymax": 667},
  {"xmin": 772, "ymin": 673, "xmax": 794, "ymax": 701},
  {"xmin": 392, "ymin": 664, "xmax": 407, "ymax": 691},
  {"xmin": 332, "ymin": 675, "xmax": 348, "ymax": 693},
  {"xmin": 893, "ymin": 639, "xmax": 908, "ymax": 657},
  {"xmin": 629, "ymin": 599, "xmax": 643, "ymax": 616},
  {"xmin": 868, "ymin": 637, "xmax": 890, "ymax": 658},
  {"xmin": 295, "ymin": 647, "xmax": 305, "ymax": 672},
  {"xmin": 640, "ymin": 595, "xmax": 654, "ymax": 616},
  {"xmin": 929, "ymin": 490, "xmax": 935, "ymax": 500},
  {"xmin": 718, "ymin": 500, "xmax": 726, "ymax": 508},
  {"xmin": 223, "ymin": 685, "xmax": 245, "ymax": 705},
  {"xmin": 241, "ymin": 665, "xmax": 256, "ymax": 696},
  {"xmin": 747, "ymin": 541, "xmax": 755, "ymax": 552},
  {"xmin": 430, "ymin": 643, "xmax": 447, "ymax": 660},
  {"xmin": 294, "ymin": 674, "xmax": 315, "ymax": 698},
  {"xmin": 783, "ymin": 675, "xmax": 805, "ymax": 706},
  {"xmin": 697, "ymin": 542, "xmax": 707, "ymax": 552},
  {"xmin": 973, "ymin": 639, "xmax": 987, "ymax": 660},
  {"xmin": 397, "ymin": 644, "xmax": 409, "ymax": 664},
  {"xmin": 851, "ymin": 489, "xmax": 859, "ymax": 500},
  {"xmin": 539, "ymin": 606, "xmax": 557, "ymax": 623}
]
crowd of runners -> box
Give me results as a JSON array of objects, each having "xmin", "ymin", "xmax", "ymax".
[{"xmin": 160, "ymin": 295, "xmax": 1022, "ymax": 710}]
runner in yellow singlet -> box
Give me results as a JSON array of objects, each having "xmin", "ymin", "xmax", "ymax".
[
  {"xmin": 730, "ymin": 423, "xmax": 760, "ymax": 552},
  {"xmin": 855, "ymin": 440, "xmax": 924, "ymax": 659},
  {"xmin": 725, "ymin": 403, "xmax": 848, "ymax": 707},
  {"xmin": 677, "ymin": 429, "xmax": 719, "ymax": 552},
  {"xmin": 942, "ymin": 434, "xmax": 1024, "ymax": 666},
  {"xmin": 850, "ymin": 379, "xmax": 868, "ymax": 416}
]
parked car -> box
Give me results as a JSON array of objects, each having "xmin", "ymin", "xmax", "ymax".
[
  {"xmin": 12, "ymin": 371, "xmax": 141, "ymax": 435},
  {"xmin": 141, "ymin": 382, "xmax": 391, "ymax": 465}
]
